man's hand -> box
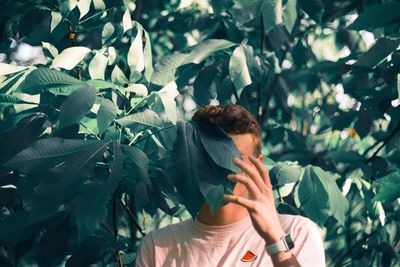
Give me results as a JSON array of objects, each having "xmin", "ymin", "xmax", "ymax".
[
  {"xmin": 223, "ymin": 155, "xmax": 284, "ymax": 244},
  {"xmin": 223, "ymin": 155, "xmax": 301, "ymax": 267}
]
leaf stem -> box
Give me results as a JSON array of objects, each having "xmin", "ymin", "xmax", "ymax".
[
  {"xmin": 131, "ymin": 124, "xmax": 177, "ymax": 146},
  {"xmin": 112, "ymin": 189, "xmax": 123, "ymax": 267},
  {"xmin": 120, "ymin": 197, "xmax": 146, "ymax": 236}
]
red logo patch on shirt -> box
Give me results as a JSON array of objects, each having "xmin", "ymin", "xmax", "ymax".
[{"xmin": 240, "ymin": 250, "xmax": 257, "ymax": 262}]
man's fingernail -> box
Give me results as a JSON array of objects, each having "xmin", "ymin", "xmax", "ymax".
[
  {"xmin": 233, "ymin": 157, "xmax": 240, "ymax": 162},
  {"xmin": 249, "ymin": 155, "xmax": 256, "ymax": 160}
]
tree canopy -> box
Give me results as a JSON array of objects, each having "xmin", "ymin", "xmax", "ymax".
[{"xmin": 0, "ymin": 0, "xmax": 399, "ymax": 266}]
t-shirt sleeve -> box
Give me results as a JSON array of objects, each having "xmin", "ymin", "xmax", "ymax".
[
  {"xmin": 292, "ymin": 217, "xmax": 326, "ymax": 267},
  {"xmin": 135, "ymin": 234, "xmax": 155, "ymax": 267}
]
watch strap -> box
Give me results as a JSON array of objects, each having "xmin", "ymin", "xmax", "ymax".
[{"xmin": 265, "ymin": 234, "xmax": 294, "ymax": 255}]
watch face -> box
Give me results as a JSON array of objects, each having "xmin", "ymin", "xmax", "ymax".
[{"xmin": 285, "ymin": 234, "xmax": 295, "ymax": 250}]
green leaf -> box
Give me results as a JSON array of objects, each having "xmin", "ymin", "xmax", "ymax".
[
  {"xmin": 51, "ymin": 47, "xmax": 91, "ymax": 70},
  {"xmin": 243, "ymin": 45, "xmax": 263, "ymax": 77},
  {"xmin": 0, "ymin": 113, "xmax": 46, "ymax": 165},
  {"xmin": 196, "ymin": 122, "xmax": 241, "ymax": 173},
  {"xmin": 128, "ymin": 25, "xmax": 145, "ymax": 74},
  {"xmin": 148, "ymin": 82, "xmax": 179, "ymax": 124},
  {"xmin": 42, "ymin": 42, "xmax": 59, "ymax": 58},
  {"xmin": 65, "ymin": 231, "xmax": 113, "ymax": 267},
  {"xmin": 50, "ymin": 11, "xmax": 62, "ymax": 33},
  {"xmin": 0, "ymin": 211, "xmax": 39, "ymax": 242},
  {"xmin": 298, "ymin": 0, "xmax": 324, "ymax": 23},
  {"xmin": 101, "ymin": 22, "xmax": 123, "ymax": 46},
  {"xmin": 398, "ymin": 74, "xmax": 400, "ymax": 100},
  {"xmin": 231, "ymin": 0, "xmax": 264, "ymax": 26},
  {"xmin": 143, "ymin": 29, "xmax": 154, "ymax": 82},
  {"xmin": 122, "ymin": 145, "xmax": 149, "ymax": 183},
  {"xmin": 193, "ymin": 65, "xmax": 218, "ymax": 106},
  {"xmin": 18, "ymin": 68, "xmax": 85, "ymax": 95},
  {"xmin": 372, "ymin": 170, "xmax": 400, "ymax": 203},
  {"xmin": 28, "ymin": 140, "xmax": 111, "ymax": 224},
  {"xmin": 58, "ymin": 0, "xmax": 78, "ymax": 17},
  {"xmin": 71, "ymin": 142, "xmax": 122, "ymax": 243},
  {"xmin": 354, "ymin": 109, "xmax": 372, "ymax": 139},
  {"xmin": 354, "ymin": 38, "xmax": 400, "ymax": 68},
  {"xmin": 229, "ymin": 44, "xmax": 252, "ymax": 97},
  {"xmin": 269, "ymin": 163, "xmax": 301, "ymax": 187},
  {"xmin": 77, "ymin": 0, "xmax": 91, "ymax": 19},
  {"xmin": 165, "ymin": 122, "xmax": 237, "ymax": 216},
  {"xmin": 87, "ymin": 79, "xmax": 118, "ymax": 90},
  {"xmin": 88, "ymin": 51, "xmax": 108, "ymax": 80},
  {"xmin": 116, "ymin": 109, "xmax": 163, "ymax": 130},
  {"xmin": 299, "ymin": 166, "xmax": 349, "ymax": 225},
  {"xmin": 0, "ymin": 63, "xmax": 27, "ymax": 76},
  {"xmin": 331, "ymin": 111, "xmax": 357, "ymax": 130},
  {"xmin": 262, "ymin": 0, "xmax": 283, "ymax": 33},
  {"xmin": 122, "ymin": 9, "xmax": 133, "ymax": 33},
  {"xmin": 151, "ymin": 52, "xmax": 188, "ymax": 85},
  {"xmin": 4, "ymin": 138, "xmax": 100, "ymax": 174},
  {"xmin": 283, "ymin": 0, "xmax": 297, "ymax": 33},
  {"xmin": 326, "ymin": 150, "xmax": 364, "ymax": 163},
  {"xmin": 111, "ymin": 65, "xmax": 129, "ymax": 86},
  {"xmin": 183, "ymin": 39, "xmax": 236, "ymax": 65},
  {"xmin": 97, "ymin": 99, "xmax": 117, "ymax": 135},
  {"xmin": 0, "ymin": 93, "xmax": 25, "ymax": 105},
  {"xmin": 59, "ymin": 86, "xmax": 97, "ymax": 128},
  {"xmin": 348, "ymin": 2, "xmax": 400, "ymax": 31},
  {"xmin": 298, "ymin": 165, "xmax": 330, "ymax": 225}
]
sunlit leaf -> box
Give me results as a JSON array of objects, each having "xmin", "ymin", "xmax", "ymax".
[
  {"xmin": 128, "ymin": 25, "xmax": 145, "ymax": 73},
  {"xmin": 88, "ymin": 51, "xmax": 108, "ymax": 80},
  {"xmin": 183, "ymin": 39, "xmax": 236, "ymax": 64},
  {"xmin": 77, "ymin": 0, "xmax": 92, "ymax": 19},
  {"xmin": 51, "ymin": 47, "xmax": 91, "ymax": 70},
  {"xmin": 229, "ymin": 44, "xmax": 252, "ymax": 97}
]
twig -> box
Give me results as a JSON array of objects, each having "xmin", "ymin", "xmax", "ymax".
[
  {"xmin": 79, "ymin": 122, "xmax": 100, "ymax": 140},
  {"xmin": 365, "ymin": 122, "xmax": 400, "ymax": 163},
  {"xmin": 333, "ymin": 229, "xmax": 377, "ymax": 267},
  {"xmin": 133, "ymin": 0, "xmax": 143, "ymax": 22},
  {"xmin": 131, "ymin": 124, "xmax": 177, "ymax": 146},
  {"xmin": 341, "ymin": 122, "xmax": 400, "ymax": 178},
  {"xmin": 260, "ymin": 73, "xmax": 280, "ymax": 123},
  {"xmin": 112, "ymin": 190, "xmax": 123, "ymax": 267},
  {"xmin": 257, "ymin": 15, "xmax": 266, "ymax": 125},
  {"xmin": 120, "ymin": 197, "xmax": 146, "ymax": 236},
  {"xmin": 66, "ymin": 21, "xmax": 81, "ymax": 80}
]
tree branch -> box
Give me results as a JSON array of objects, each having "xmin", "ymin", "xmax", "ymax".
[
  {"xmin": 66, "ymin": 20, "xmax": 81, "ymax": 80},
  {"xmin": 113, "ymin": 190, "xmax": 123, "ymax": 267},
  {"xmin": 121, "ymin": 196, "xmax": 146, "ymax": 237},
  {"xmin": 365, "ymin": 122, "xmax": 400, "ymax": 163}
]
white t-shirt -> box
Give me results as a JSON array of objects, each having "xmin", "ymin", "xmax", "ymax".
[{"xmin": 135, "ymin": 214, "xmax": 326, "ymax": 267}]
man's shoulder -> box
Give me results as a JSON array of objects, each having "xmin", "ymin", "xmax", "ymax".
[
  {"xmin": 145, "ymin": 219, "xmax": 194, "ymax": 244},
  {"xmin": 277, "ymin": 213, "xmax": 319, "ymax": 235}
]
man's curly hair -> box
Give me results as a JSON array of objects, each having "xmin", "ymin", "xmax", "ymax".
[{"xmin": 192, "ymin": 105, "xmax": 261, "ymax": 155}]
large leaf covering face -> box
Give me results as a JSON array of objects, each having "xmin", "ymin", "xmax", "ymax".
[{"xmin": 165, "ymin": 121, "xmax": 241, "ymax": 217}]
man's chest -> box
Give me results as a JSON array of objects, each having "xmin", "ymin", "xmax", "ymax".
[{"xmin": 156, "ymin": 231, "xmax": 274, "ymax": 267}]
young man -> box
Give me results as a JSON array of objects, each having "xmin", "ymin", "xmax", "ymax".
[{"xmin": 135, "ymin": 105, "xmax": 326, "ymax": 267}]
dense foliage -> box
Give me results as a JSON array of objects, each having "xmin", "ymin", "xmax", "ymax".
[{"xmin": 0, "ymin": 0, "xmax": 399, "ymax": 266}]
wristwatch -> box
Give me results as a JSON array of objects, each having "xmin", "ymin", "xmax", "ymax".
[{"xmin": 265, "ymin": 234, "xmax": 294, "ymax": 255}]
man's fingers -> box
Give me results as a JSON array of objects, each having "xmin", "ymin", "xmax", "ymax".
[
  {"xmin": 228, "ymin": 173, "xmax": 261, "ymax": 198},
  {"xmin": 249, "ymin": 155, "xmax": 273, "ymax": 190},
  {"xmin": 233, "ymin": 157, "xmax": 269, "ymax": 195},
  {"xmin": 223, "ymin": 194, "xmax": 256, "ymax": 211}
]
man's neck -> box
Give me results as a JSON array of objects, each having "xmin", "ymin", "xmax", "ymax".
[{"xmin": 196, "ymin": 203, "xmax": 249, "ymax": 225}]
